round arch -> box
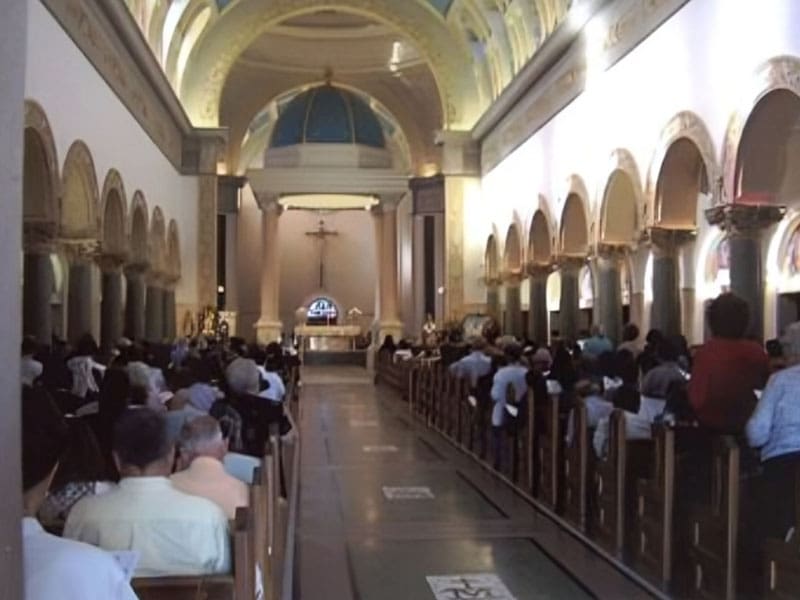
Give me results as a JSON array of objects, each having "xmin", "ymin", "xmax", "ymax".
[
  {"xmin": 484, "ymin": 234, "xmax": 500, "ymax": 281},
  {"xmin": 503, "ymin": 223, "xmax": 523, "ymax": 273},
  {"xmin": 166, "ymin": 219, "xmax": 182, "ymax": 281},
  {"xmin": 129, "ymin": 191, "xmax": 150, "ymax": 266},
  {"xmin": 23, "ymin": 101, "xmax": 60, "ymax": 231},
  {"xmin": 149, "ymin": 207, "xmax": 168, "ymax": 274},
  {"xmin": 528, "ymin": 208, "xmax": 553, "ymax": 265},
  {"xmin": 179, "ymin": 0, "xmax": 478, "ymax": 128},
  {"xmin": 597, "ymin": 149, "xmax": 643, "ymax": 245},
  {"xmin": 722, "ymin": 56, "xmax": 800, "ymax": 202},
  {"xmin": 60, "ymin": 140, "xmax": 100, "ymax": 240},
  {"xmin": 560, "ymin": 193, "xmax": 590, "ymax": 256},
  {"xmin": 646, "ymin": 111, "xmax": 717, "ymax": 228},
  {"xmin": 100, "ymin": 169, "xmax": 128, "ymax": 257}
]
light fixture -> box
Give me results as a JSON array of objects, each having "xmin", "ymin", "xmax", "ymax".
[{"xmin": 217, "ymin": 285, "xmax": 225, "ymax": 294}]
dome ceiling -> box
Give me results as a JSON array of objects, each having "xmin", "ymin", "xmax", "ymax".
[{"xmin": 125, "ymin": 0, "xmax": 574, "ymax": 175}]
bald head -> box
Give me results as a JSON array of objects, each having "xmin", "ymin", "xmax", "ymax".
[{"xmin": 178, "ymin": 416, "xmax": 227, "ymax": 463}]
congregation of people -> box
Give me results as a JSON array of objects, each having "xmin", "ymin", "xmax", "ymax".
[
  {"xmin": 380, "ymin": 292, "xmax": 800, "ymax": 563},
  {"xmin": 20, "ymin": 332, "xmax": 298, "ymax": 599}
]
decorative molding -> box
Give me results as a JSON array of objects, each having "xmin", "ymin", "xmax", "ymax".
[
  {"xmin": 410, "ymin": 175, "xmax": 445, "ymax": 214},
  {"xmin": 40, "ymin": 0, "xmax": 227, "ymax": 174},
  {"xmin": 479, "ymin": 0, "xmax": 690, "ymax": 174}
]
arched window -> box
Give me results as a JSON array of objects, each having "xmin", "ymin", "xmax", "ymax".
[{"xmin": 307, "ymin": 297, "xmax": 339, "ymax": 325}]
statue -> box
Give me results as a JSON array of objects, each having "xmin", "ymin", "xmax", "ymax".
[{"xmin": 422, "ymin": 313, "xmax": 438, "ymax": 348}]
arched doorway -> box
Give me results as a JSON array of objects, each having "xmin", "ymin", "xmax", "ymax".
[
  {"xmin": 559, "ymin": 191, "xmax": 589, "ymax": 341},
  {"xmin": 99, "ymin": 170, "xmax": 128, "ymax": 352},
  {"xmin": 145, "ymin": 207, "xmax": 168, "ymax": 342},
  {"xmin": 484, "ymin": 234, "xmax": 500, "ymax": 320},
  {"xmin": 503, "ymin": 224, "xmax": 523, "ymax": 337},
  {"xmin": 126, "ymin": 192, "xmax": 149, "ymax": 340},
  {"xmin": 528, "ymin": 208, "xmax": 553, "ymax": 343}
]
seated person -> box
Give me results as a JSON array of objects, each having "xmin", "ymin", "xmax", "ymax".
[
  {"xmin": 172, "ymin": 416, "xmax": 249, "ymax": 519},
  {"xmin": 64, "ymin": 408, "xmax": 230, "ymax": 577},
  {"xmin": 449, "ymin": 337, "xmax": 492, "ymax": 388},
  {"xmin": 489, "ymin": 344, "xmax": 529, "ymax": 469},
  {"xmin": 164, "ymin": 389, "xmax": 206, "ymax": 443},
  {"xmin": 640, "ymin": 338, "xmax": 688, "ymax": 401},
  {"xmin": 689, "ymin": 293, "xmax": 769, "ymax": 433},
  {"xmin": 566, "ymin": 380, "xmax": 613, "ymax": 445},
  {"xmin": 257, "ymin": 357, "xmax": 285, "ymax": 404},
  {"xmin": 746, "ymin": 360, "xmax": 800, "ymax": 540},
  {"xmin": 21, "ymin": 390, "xmax": 136, "ymax": 599}
]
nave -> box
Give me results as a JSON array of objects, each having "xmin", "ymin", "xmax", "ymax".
[{"xmin": 295, "ymin": 367, "xmax": 649, "ymax": 599}]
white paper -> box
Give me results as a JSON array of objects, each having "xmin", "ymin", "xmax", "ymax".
[
  {"xmin": 363, "ymin": 445, "xmax": 399, "ymax": 453},
  {"xmin": 110, "ymin": 550, "xmax": 140, "ymax": 582},
  {"xmin": 505, "ymin": 404, "xmax": 519, "ymax": 418}
]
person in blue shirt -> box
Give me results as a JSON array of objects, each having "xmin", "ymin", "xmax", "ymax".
[
  {"xmin": 581, "ymin": 325, "xmax": 614, "ymax": 360},
  {"xmin": 489, "ymin": 343, "xmax": 529, "ymax": 471},
  {"xmin": 746, "ymin": 363, "xmax": 800, "ymax": 540},
  {"xmin": 449, "ymin": 337, "xmax": 492, "ymax": 388}
]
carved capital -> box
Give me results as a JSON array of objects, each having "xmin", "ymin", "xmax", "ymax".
[
  {"xmin": 501, "ymin": 269, "xmax": 524, "ymax": 285},
  {"xmin": 61, "ymin": 239, "xmax": 99, "ymax": 265},
  {"xmin": 124, "ymin": 262, "xmax": 149, "ymax": 277},
  {"xmin": 526, "ymin": 262, "xmax": 553, "ymax": 278},
  {"xmin": 23, "ymin": 222, "xmax": 57, "ymax": 254},
  {"xmin": 256, "ymin": 193, "xmax": 282, "ymax": 214},
  {"xmin": 595, "ymin": 243, "xmax": 630, "ymax": 263},
  {"xmin": 705, "ymin": 202, "xmax": 786, "ymax": 236},
  {"xmin": 95, "ymin": 253, "xmax": 127, "ymax": 273},
  {"xmin": 555, "ymin": 255, "xmax": 586, "ymax": 273},
  {"xmin": 645, "ymin": 226, "xmax": 696, "ymax": 256}
]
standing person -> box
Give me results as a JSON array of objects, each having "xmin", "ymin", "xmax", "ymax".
[
  {"xmin": 689, "ymin": 293, "xmax": 769, "ymax": 433},
  {"xmin": 489, "ymin": 344, "xmax": 528, "ymax": 471},
  {"xmin": 582, "ymin": 325, "xmax": 613, "ymax": 360},
  {"xmin": 617, "ymin": 323, "xmax": 642, "ymax": 357},
  {"xmin": 449, "ymin": 337, "xmax": 492, "ymax": 388},
  {"xmin": 746, "ymin": 362, "xmax": 800, "ymax": 541}
]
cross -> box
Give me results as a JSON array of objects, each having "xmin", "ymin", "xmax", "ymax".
[{"xmin": 305, "ymin": 219, "xmax": 338, "ymax": 289}]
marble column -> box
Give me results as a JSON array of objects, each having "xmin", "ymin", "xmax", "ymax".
[
  {"xmin": 527, "ymin": 265, "xmax": 550, "ymax": 344},
  {"xmin": 125, "ymin": 264, "xmax": 147, "ymax": 341},
  {"xmin": 706, "ymin": 203, "xmax": 785, "ymax": 340},
  {"xmin": 376, "ymin": 201, "xmax": 403, "ymax": 342},
  {"xmin": 504, "ymin": 274, "xmax": 523, "ymax": 339},
  {"xmin": 649, "ymin": 228, "xmax": 694, "ymax": 338},
  {"xmin": 558, "ymin": 257, "xmax": 583, "ymax": 342},
  {"xmin": 486, "ymin": 279, "xmax": 501, "ymax": 321},
  {"xmin": 98, "ymin": 255, "xmax": 125, "ymax": 354},
  {"xmin": 22, "ymin": 236, "xmax": 54, "ymax": 346},
  {"xmin": 162, "ymin": 283, "xmax": 177, "ymax": 341},
  {"xmin": 255, "ymin": 200, "xmax": 283, "ymax": 344},
  {"xmin": 65, "ymin": 243, "xmax": 95, "ymax": 344},
  {"xmin": 145, "ymin": 277, "xmax": 165, "ymax": 343},
  {"xmin": 596, "ymin": 245, "xmax": 626, "ymax": 345}
]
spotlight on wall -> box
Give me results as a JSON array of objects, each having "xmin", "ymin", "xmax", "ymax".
[
  {"xmin": 217, "ymin": 285, "xmax": 225, "ymax": 294},
  {"xmin": 437, "ymin": 286, "xmax": 446, "ymax": 296}
]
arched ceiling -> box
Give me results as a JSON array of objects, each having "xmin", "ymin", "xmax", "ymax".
[{"xmin": 126, "ymin": 0, "xmax": 572, "ymax": 174}]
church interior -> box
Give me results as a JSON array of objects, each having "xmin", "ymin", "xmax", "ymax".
[{"xmin": 5, "ymin": 0, "xmax": 800, "ymax": 598}]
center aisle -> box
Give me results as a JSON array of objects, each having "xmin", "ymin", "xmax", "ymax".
[{"xmin": 294, "ymin": 366, "xmax": 652, "ymax": 600}]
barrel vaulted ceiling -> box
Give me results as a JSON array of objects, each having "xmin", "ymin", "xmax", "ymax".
[{"xmin": 125, "ymin": 0, "xmax": 573, "ymax": 175}]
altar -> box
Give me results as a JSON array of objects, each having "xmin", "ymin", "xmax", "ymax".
[{"xmin": 294, "ymin": 324, "xmax": 362, "ymax": 352}]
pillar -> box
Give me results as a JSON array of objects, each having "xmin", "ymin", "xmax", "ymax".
[
  {"xmin": 504, "ymin": 274, "xmax": 523, "ymax": 338},
  {"xmin": 486, "ymin": 279, "xmax": 501, "ymax": 321},
  {"xmin": 65, "ymin": 243, "xmax": 95, "ymax": 344},
  {"xmin": 98, "ymin": 255, "xmax": 124, "ymax": 354},
  {"xmin": 528, "ymin": 265, "xmax": 550, "ymax": 344},
  {"xmin": 162, "ymin": 283, "xmax": 177, "ymax": 341},
  {"xmin": 145, "ymin": 277, "xmax": 165, "ymax": 343},
  {"xmin": 125, "ymin": 264, "xmax": 147, "ymax": 341},
  {"xmin": 22, "ymin": 234, "xmax": 54, "ymax": 345},
  {"xmin": 375, "ymin": 199, "xmax": 404, "ymax": 343},
  {"xmin": 706, "ymin": 203, "xmax": 785, "ymax": 340},
  {"xmin": 558, "ymin": 257, "xmax": 583, "ymax": 342},
  {"xmin": 649, "ymin": 228, "xmax": 694, "ymax": 338},
  {"xmin": 255, "ymin": 199, "xmax": 283, "ymax": 344},
  {"xmin": 596, "ymin": 245, "xmax": 626, "ymax": 345}
]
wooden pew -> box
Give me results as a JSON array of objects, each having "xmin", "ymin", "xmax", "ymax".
[
  {"xmin": 563, "ymin": 399, "xmax": 588, "ymax": 531},
  {"xmin": 631, "ymin": 423, "xmax": 675, "ymax": 591},
  {"xmin": 764, "ymin": 464, "xmax": 800, "ymax": 599},
  {"xmin": 686, "ymin": 436, "xmax": 740, "ymax": 600},
  {"xmin": 537, "ymin": 393, "xmax": 562, "ymax": 513},
  {"xmin": 132, "ymin": 507, "xmax": 255, "ymax": 600}
]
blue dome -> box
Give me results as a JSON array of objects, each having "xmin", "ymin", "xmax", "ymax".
[{"xmin": 270, "ymin": 85, "xmax": 386, "ymax": 149}]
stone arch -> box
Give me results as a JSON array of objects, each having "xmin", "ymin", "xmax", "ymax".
[
  {"xmin": 149, "ymin": 207, "xmax": 168, "ymax": 274},
  {"xmin": 100, "ymin": 169, "xmax": 128, "ymax": 257},
  {"xmin": 179, "ymin": 0, "xmax": 479, "ymax": 128},
  {"xmin": 166, "ymin": 219, "xmax": 182, "ymax": 280},
  {"xmin": 484, "ymin": 234, "xmax": 500, "ymax": 281},
  {"xmin": 60, "ymin": 141, "xmax": 100, "ymax": 240},
  {"xmin": 559, "ymin": 177, "xmax": 591, "ymax": 255},
  {"xmin": 23, "ymin": 101, "xmax": 60, "ymax": 232},
  {"xmin": 598, "ymin": 149, "xmax": 644, "ymax": 245},
  {"xmin": 503, "ymin": 223, "xmax": 523, "ymax": 273},
  {"xmin": 529, "ymin": 207, "xmax": 553, "ymax": 265},
  {"xmin": 129, "ymin": 192, "xmax": 150, "ymax": 266},
  {"xmin": 646, "ymin": 111, "xmax": 716, "ymax": 228},
  {"xmin": 722, "ymin": 56, "xmax": 800, "ymax": 203}
]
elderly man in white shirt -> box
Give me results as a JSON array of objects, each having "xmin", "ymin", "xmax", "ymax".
[
  {"xmin": 21, "ymin": 394, "xmax": 136, "ymax": 600},
  {"xmin": 65, "ymin": 408, "xmax": 231, "ymax": 578},
  {"xmin": 257, "ymin": 358, "xmax": 286, "ymax": 403},
  {"xmin": 449, "ymin": 337, "xmax": 492, "ymax": 388},
  {"xmin": 489, "ymin": 343, "xmax": 528, "ymax": 471},
  {"xmin": 172, "ymin": 416, "xmax": 249, "ymax": 519}
]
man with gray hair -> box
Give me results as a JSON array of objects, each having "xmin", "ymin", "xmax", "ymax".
[
  {"xmin": 171, "ymin": 416, "xmax": 249, "ymax": 519},
  {"xmin": 225, "ymin": 356, "xmax": 261, "ymax": 396}
]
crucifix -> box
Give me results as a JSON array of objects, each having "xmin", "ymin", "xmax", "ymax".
[{"xmin": 305, "ymin": 218, "xmax": 339, "ymax": 289}]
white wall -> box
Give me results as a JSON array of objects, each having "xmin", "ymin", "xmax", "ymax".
[
  {"xmin": 25, "ymin": 0, "xmax": 199, "ymax": 313},
  {"xmin": 475, "ymin": 0, "xmax": 800, "ymax": 342}
]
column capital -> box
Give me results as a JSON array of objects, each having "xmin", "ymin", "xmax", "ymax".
[
  {"xmin": 501, "ymin": 268, "xmax": 524, "ymax": 285},
  {"xmin": 595, "ymin": 243, "xmax": 630, "ymax": 262},
  {"xmin": 124, "ymin": 261, "xmax": 149, "ymax": 277},
  {"xmin": 61, "ymin": 239, "xmax": 99, "ymax": 265},
  {"xmin": 555, "ymin": 255, "xmax": 586, "ymax": 273},
  {"xmin": 482, "ymin": 275, "xmax": 502, "ymax": 287},
  {"xmin": 705, "ymin": 202, "xmax": 786, "ymax": 235},
  {"xmin": 255, "ymin": 193, "xmax": 283, "ymax": 213},
  {"xmin": 375, "ymin": 194, "xmax": 405, "ymax": 211},
  {"xmin": 23, "ymin": 222, "xmax": 57, "ymax": 254},
  {"xmin": 645, "ymin": 226, "xmax": 696, "ymax": 255},
  {"xmin": 526, "ymin": 262, "xmax": 553, "ymax": 278},
  {"xmin": 95, "ymin": 253, "xmax": 127, "ymax": 273}
]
